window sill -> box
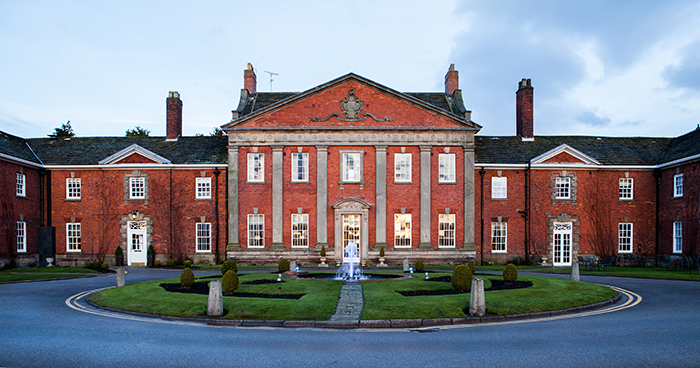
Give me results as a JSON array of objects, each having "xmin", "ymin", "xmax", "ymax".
[
  {"xmin": 617, "ymin": 251, "xmax": 633, "ymax": 254},
  {"xmin": 65, "ymin": 198, "xmax": 81, "ymax": 202},
  {"xmin": 291, "ymin": 181, "xmax": 310, "ymax": 184},
  {"xmin": 195, "ymin": 197, "xmax": 212, "ymax": 201},
  {"xmin": 438, "ymin": 181, "xmax": 457, "ymax": 185},
  {"xmin": 195, "ymin": 250, "xmax": 212, "ymax": 253},
  {"xmin": 492, "ymin": 250, "xmax": 508, "ymax": 254},
  {"xmin": 673, "ymin": 195, "xmax": 683, "ymax": 199},
  {"xmin": 619, "ymin": 198, "xmax": 634, "ymax": 202},
  {"xmin": 66, "ymin": 250, "xmax": 82, "ymax": 253},
  {"xmin": 491, "ymin": 198, "xmax": 508, "ymax": 201},
  {"xmin": 16, "ymin": 195, "xmax": 27, "ymax": 199},
  {"xmin": 393, "ymin": 181, "xmax": 413, "ymax": 185},
  {"xmin": 129, "ymin": 197, "xmax": 145, "ymax": 200},
  {"xmin": 394, "ymin": 245, "xmax": 412, "ymax": 249},
  {"xmin": 246, "ymin": 181, "xmax": 266, "ymax": 185}
]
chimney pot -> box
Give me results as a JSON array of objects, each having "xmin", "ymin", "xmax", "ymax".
[
  {"xmin": 244, "ymin": 63, "xmax": 257, "ymax": 96},
  {"xmin": 166, "ymin": 91, "xmax": 182, "ymax": 141}
]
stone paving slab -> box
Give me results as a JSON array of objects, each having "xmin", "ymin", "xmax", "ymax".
[{"xmin": 329, "ymin": 283, "xmax": 364, "ymax": 322}]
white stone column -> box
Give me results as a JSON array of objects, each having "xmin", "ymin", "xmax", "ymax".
[
  {"xmin": 463, "ymin": 146, "xmax": 476, "ymax": 250},
  {"xmin": 272, "ymin": 146, "xmax": 284, "ymax": 248},
  {"xmin": 316, "ymin": 146, "xmax": 328, "ymax": 249},
  {"xmin": 419, "ymin": 146, "xmax": 432, "ymax": 248},
  {"xmin": 375, "ymin": 146, "xmax": 387, "ymax": 249},
  {"xmin": 227, "ymin": 146, "xmax": 239, "ymax": 249}
]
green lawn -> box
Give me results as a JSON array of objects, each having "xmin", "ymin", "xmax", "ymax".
[
  {"xmin": 361, "ymin": 272, "xmax": 616, "ymax": 319},
  {"xmin": 91, "ymin": 271, "xmax": 616, "ymax": 321},
  {"xmin": 531, "ymin": 266, "xmax": 700, "ymax": 281},
  {"xmin": 0, "ymin": 267, "xmax": 101, "ymax": 283}
]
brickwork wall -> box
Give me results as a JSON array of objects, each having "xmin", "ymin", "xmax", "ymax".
[
  {"xmin": 658, "ymin": 161, "xmax": 700, "ymax": 255},
  {"xmin": 431, "ymin": 147, "xmax": 465, "ymax": 248},
  {"xmin": 238, "ymin": 146, "xmax": 273, "ymax": 248},
  {"xmin": 0, "ymin": 161, "xmax": 41, "ymax": 257},
  {"xmin": 385, "ymin": 146, "xmax": 421, "ymax": 248},
  {"xmin": 282, "ymin": 146, "xmax": 317, "ymax": 248}
]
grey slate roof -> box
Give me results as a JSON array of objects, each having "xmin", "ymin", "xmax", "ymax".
[
  {"xmin": 0, "ymin": 131, "xmax": 42, "ymax": 165},
  {"xmin": 475, "ymin": 135, "xmax": 672, "ymax": 165},
  {"xmin": 657, "ymin": 125, "xmax": 700, "ymax": 164},
  {"xmin": 26, "ymin": 136, "xmax": 228, "ymax": 165}
]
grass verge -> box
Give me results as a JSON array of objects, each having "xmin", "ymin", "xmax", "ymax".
[
  {"xmin": 0, "ymin": 267, "xmax": 101, "ymax": 283},
  {"xmin": 531, "ymin": 266, "xmax": 700, "ymax": 281}
]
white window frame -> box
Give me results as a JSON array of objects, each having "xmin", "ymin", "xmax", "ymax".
[
  {"xmin": 129, "ymin": 177, "xmax": 145, "ymax": 199},
  {"xmin": 619, "ymin": 178, "xmax": 633, "ymax": 200},
  {"xmin": 491, "ymin": 222, "xmax": 507, "ymax": 253},
  {"xmin": 247, "ymin": 153, "xmax": 264, "ymax": 183},
  {"xmin": 491, "ymin": 177, "xmax": 507, "ymax": 199},
  {"xmin": 196, "ymin": 177, "xmax": 212, "ymax": 199},
  {"xmin": 196, "ymin": 222, "xmax": 211, "ymax": 252},
  {"xmin": 66, "ymin": 223, "xmax": 81, "ymax": 252},
  {"xmin": 247, "ymin": 214, "xmax": 264, "ymax": 248},
  {"xmin": 291, "ymin": 153, "xmax": 309, "ymax": 182},
  {"xmin": 438, "ymin": 154, "xmax": 456, "ymax": 183},
  {"xmin": 291, "ymin": 214, "xmax": 309, "ymax": 248},
  {"xmin": 394, "ymin": 214, "xmax": 412, "ymax": 248},
  {"xmin": 17, "ymin": 221, "xmax": 26, "ymax": 253},
  {"xmin": 394, "ymin": 153, "xmax": 412, "ymax": 183},
  {"xmin": 673, "ymin": 221, "xmax": 682, "ymax": 254},
  {"xmin": 16, "ymin": 173, "xmax": 26, "ymax": 197},
  {"xmin": 341, "ymin": 151, "xmax": 363, "ymax": 183},
  {"xmin": 438, "ymin": 214, "xmax": 456, "ymax": 248},
  {"xmin": 555, "ymin": 177, "xmax": 571, "ymax": 199},
  {"xmin": 674, "ymin": 174, "xmax": 683, "ymax": 198},
  {"xmin": 66, "ymin": 178, "xmax": 81, "ymax": 200},
  {"xmin": 618, "ymin": 223, "xmax": 633, "ymax": 253}
]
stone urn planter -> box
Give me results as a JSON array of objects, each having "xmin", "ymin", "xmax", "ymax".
[
  {"xmin": 114, "ymin": 246, "xmax": 124, "ymax": 267},
  {"xmin": 45, "ymin": 257, "xmax": 54, "ymax": 268},
  {"xmin": 378, "ymin": 246, "xmax": 387, "ymax": 267},
  {"xmin": 319, "ymin": 246, "xmax": 329, "ymax": 267}
]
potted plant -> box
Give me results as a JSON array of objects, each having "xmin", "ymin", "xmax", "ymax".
[
  {"xmin": 319, "ymin": 245, "xmax": 328, "ymax": 267},
  {"xmin": 115, "ymin": 246, "xmax": 124, "ymax": 267},
  {"xmin": 147, "ymin": 245, "xmax": 155, "ymax": 267},
  {"xmin": 378, "ymin": 246, "xmax": 387, "ymax": 267}
]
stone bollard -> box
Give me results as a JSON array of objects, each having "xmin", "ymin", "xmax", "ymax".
[
  {"xmin": 402, "ymin": 258, "xmax": 409, "ymax": 272},
  {"xmin": 207, "ymin": 280, "xmax": 223, "ymax": 317},
  {"xmin": 571, "ymin": 261, "xmax": 580, "ymax": 281},
  {"xmin": 116, "ymin": 267, "xmax": 125, "ymax": 287},
  {"xmin": 289, "ymin": 260, "xmax": 297, "ymax": 272},
  {"xmin": 469, "ymin": 277, "xmax": 485, "ymax": 317}
]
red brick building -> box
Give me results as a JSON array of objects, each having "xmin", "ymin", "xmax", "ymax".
[{"xmin": 1, "ymin": 64, "xmax": 698, "ymax": 267}]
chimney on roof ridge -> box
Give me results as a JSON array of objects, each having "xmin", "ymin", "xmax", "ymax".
[
  {"xmin": 244, "ymin": 63, "xmax": 257, "ymax": 96},
  {"xmin": 166, "ymin": 91, "xmax": 182, "ymax": 142},
  {"xmin": 444, "ymin": 63, "xmax": 459, "ymax": 97},
  {"xmin": 516, "ymin": 78, "xmax": 534, "ymax": 141}
]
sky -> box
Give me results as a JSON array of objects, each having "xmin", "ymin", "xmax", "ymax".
[{"xmin": 1, "ymin": 0, "xmax": 699, "ymax": 139}]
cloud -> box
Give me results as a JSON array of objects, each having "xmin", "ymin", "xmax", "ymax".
[
  {"xmin": 663, "ymin": 41, "xmax": 700, "ymax": 92},
  {"xmin": 575, "ymin": 110, "xmax": 611, "ymax": 127}
]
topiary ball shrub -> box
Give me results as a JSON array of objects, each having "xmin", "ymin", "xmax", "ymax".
[
  {"xmin": 101, "ymin": 263, "xmax": 109, "ymax": 272},
  {"xmin": 222, "ymin": 270, "xmax": 239, "ymax": 293},
  {"xmin": 184, "ymin": 260, "xmax": 192, "ymax": 268},
  {"xmin": 278, "ymin": 258, "xmax": 290, "ymax": 273},
  {"xmin": 85, "ymin": 261, "xmax": 93, "ymax": 269},
  {"xmin": 452, "ymin": 264, "xmax": 473, "ymax": 291},
  {"xmin": 154, "ymin": 260, "xmax": 161, "ymax": 267},
  {"xmin": 221, "ymin": 259, "xmax": 238, "ymax": 275},
  {"xmin": 166, "ymin": 259, "xmax": 175, "ymax": 267},
  {"xmin": 503, "ymin": 263, "xmax": 518, "ymax": 283},
  {"xmin": 320, "ymin": 245, "xmax": 326, "ymax": 257},
  {"xmin": 467, "ymin": 259, "xmax": 476, "ymax": 274},
  {"xmin": 415, "ymin": 259, "xmax": 424, "ymax": 272},
  {"xmin": 180, "ymin": 267, "xmax": 195, "ymax": 287}
]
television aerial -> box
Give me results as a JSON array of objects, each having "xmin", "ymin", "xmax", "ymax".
[{"xmin": 264, "ymin": 70, "xmax": 279, "ymax": 91}]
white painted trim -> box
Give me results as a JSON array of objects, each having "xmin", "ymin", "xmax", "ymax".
[
  {"xmin": 656, "ymin": 153, "xmax": 700, "ymax": 169},
  {"xmin": 43, "ymin": 164, "xmax": 227, "ymax": 170},
  {"xmin": 0, "ymin": 153, "xmax": 44, "ymax": 168},
  {"xmin": 530, "ymin": 144, "xmax": 601, "ymax": 165},
  {"xmin": 98, "ymin": 144, "xmax": 172, "ymax": 165}
]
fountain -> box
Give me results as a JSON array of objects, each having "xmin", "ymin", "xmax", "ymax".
[{"xmin": 334, "ymin": 242, "xmax": 367, "ymax": 281}]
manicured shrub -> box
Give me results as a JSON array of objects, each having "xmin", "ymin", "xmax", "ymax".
[
  {"xmin": 320, "ymin": 245, "xmax": 326, "ymax": 257},
  {"xmin": 503, "ymin": 263, "xmax": 518, "ymax": 283},
  {"xmin": 467, "ymin": 259, "xmax": 476, "ymax": 274},
  {"xmin": 166, "ymin": 259, "xmax": 175, "ymax": 267},
  {"xmin": 221, "ymin": 259, "xmax": 238, "ymax": 275},
  {"xmin": 278, "ymin": 258, "xmax": 290, "ymax": 273},
  {"xmin": 452, "ymin": 264, "xmax": 473, "ymax": 292},
  {"xmin": 222, "ymin": 270, "xmax": 239, "ymax": 293},
  {"xmin": 114, "ymin": 246, "xmax": 123, "ymax": 256},
  {"xmin": 379, "ymin": 246, "xmax": 385, "ymax": 258},
  {"xmin": 184, "ymin": 260, "xmax": 192, "ymax": 268},
  {"xmin": 180, "ymin": 267, "xmax": 194, "ymax": 287},
  {"xmin": 101, "ymin": 263, "xmax": 109, "ymax": 271},
  {"xmin": 85, "ymin": 261, "xmax": 93, "ymax": 269},
  {"xmin": 415, "ymin": 259, "xmax": 424, "ymax": 272},
  {"xmin": 154, "ymin": 260, "xmax": 161, "ymax": 267},
  {"xmin": 147, "ymin": 245, "xmax": 155, "ymax": 256}
]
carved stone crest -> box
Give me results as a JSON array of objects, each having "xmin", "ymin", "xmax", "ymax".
[{"xmin": 340, "ymin": 89, "xmax": 363, "ymax": 119}]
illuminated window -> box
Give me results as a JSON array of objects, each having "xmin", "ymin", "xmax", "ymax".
[
  {"xmin": 248, "ymin": 214, "xmax": 264, "ymax": 248},
  {"xmin": 394, "ymin": 214, "xmax": 412, "ymax": 248},
  {"xmin": 438, "ymin": 214, "xmax": 455, "ymax": 248},
  {"xmin": 491, "ymin": 222, "xmax": 507, "ymax": 252},
  {"xmin": 291, "ymin": 214, "xmax": 309, "ymax": 248},
  {"xmin": 394, "ymin": 154, "xmax": 411, "ymax": 182}
]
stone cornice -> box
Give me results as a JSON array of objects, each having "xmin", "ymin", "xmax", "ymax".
[{"xmin": 228, "ymin": 129, "xmax": 475, "ymax": 147}]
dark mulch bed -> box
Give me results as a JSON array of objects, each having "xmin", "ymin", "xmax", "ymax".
[
  {"xmin": 398, "ymin": 279, "xmax": 532, "ymax": 296},
  {"xmin": 160, "ymin": 282, "xmax": 304, "ymax": 299}
]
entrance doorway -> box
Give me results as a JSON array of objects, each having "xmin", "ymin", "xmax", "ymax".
[
  {"xmin": 342, "ymin": 214, "xmax": 361, "ymax": 261},
  {"xmin": 552, "ymin": 222, "xmax": 572, "ymax": 266},
  {"xmin": 128, "ymin": 221, "xmax": 147, "ymax": 265}
]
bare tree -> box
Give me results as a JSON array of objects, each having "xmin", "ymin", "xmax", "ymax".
[
  {"xmin": 95, "ymin": 172, "xmax": 120, "ymax": 263},
  {"xmin": 580, "ymin": 175, "xmax": 617, "ymax": 258},
  {"xmin": 0, "ymin": 175, "xmax": 17, "ymax": 268}
]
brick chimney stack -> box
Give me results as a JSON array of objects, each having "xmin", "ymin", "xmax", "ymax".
[
  {"xmin": 516, "ymin": 78, "xmax": 534, "ymax": 141},
  {"xmin": 444, "ymin": 64, "xmax": 459, "ymax": 97},
  {"xmin": 166, "ymin": 91, "xmax": 182, "ymax": 142},
  {"xmin": 244, "ymin": 63, "xmax": 257, "ymax": 96}
]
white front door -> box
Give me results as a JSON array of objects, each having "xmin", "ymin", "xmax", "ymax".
[
  {"xmin": 128, "ymin": 221, "xmax": 147, "ymax": 265},
  {"xmin": 342, "ymin": 214, "xmax": 361, "ymax": 261},
  {"xmin": 553, "ymin": 222, "xmax": 572, "ymax": 266}
]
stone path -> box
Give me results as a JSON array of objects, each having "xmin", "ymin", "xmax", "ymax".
[{"xmin": 329, "ymin": 282, "xmax": 364, "ymax": 322}]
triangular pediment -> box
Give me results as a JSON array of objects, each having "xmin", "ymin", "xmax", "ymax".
[
  {"xmin": 223, "ymin": 73, "xmax": 480, "ymax": 131},
  {"xmin": 99, "ymin": 144, "xmax": 171, "ymax": 165},
  {"xmin": 531, "ymin": 144, "xmax": 601, "ymax": 165}
]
